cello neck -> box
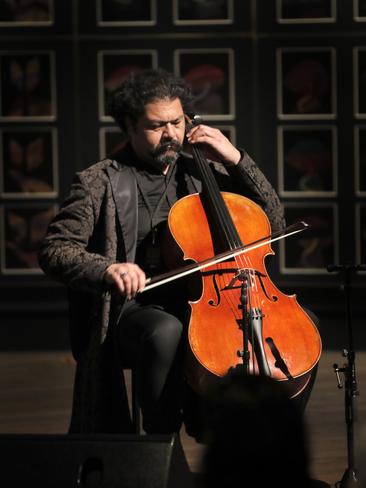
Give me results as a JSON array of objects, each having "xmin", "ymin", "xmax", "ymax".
[{"xmin": 190, "ymin": 141, "xmax": 243, "ymax": 252}]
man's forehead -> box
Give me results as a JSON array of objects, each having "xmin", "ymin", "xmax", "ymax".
[{"xmin": 143, "ymin": 98, "xmax": 184, "ymax": 118}]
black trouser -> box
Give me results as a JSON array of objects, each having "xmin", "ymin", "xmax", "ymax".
[{"xmin": 117, "ymin": 299, "xmax": 185, "ymax": 434}]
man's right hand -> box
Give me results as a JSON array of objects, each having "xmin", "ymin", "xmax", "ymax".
[{"xmin": 104, "ymin": 263, "xmax": 146, "ymax": 299}]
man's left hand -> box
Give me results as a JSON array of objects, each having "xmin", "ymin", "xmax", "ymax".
[{"xmin": 186, "ymin": 124, "xmax": 241, "ymax": 166}]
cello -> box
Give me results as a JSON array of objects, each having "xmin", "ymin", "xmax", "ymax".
[{"xmin": 145, "ymin": 116, "xmax": 322, "ymax": 399}]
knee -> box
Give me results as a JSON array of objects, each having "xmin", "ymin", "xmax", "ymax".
[{"xmin": 144, "ymin": 315, "xmax": 183, "ymax": 350}]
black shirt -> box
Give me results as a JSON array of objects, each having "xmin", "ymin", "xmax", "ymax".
[
  {"xmin": 134, "ymin": 161, "xmax": 179, "ymax": 246},
  {"xmin": 133, "ymin": 159, "xmax": 185, "ymax": 277}
]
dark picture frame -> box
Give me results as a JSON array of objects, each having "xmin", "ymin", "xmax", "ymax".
[
  {"xmin": 0, "ymin": 127, "xmax": 58, "ymax": 198},
  {"xmin": 278, "ymin": 125, "xmax": 337, "ymax": 197},
  {"xmin": 98, "ymin": 50, "xmax": 158, "ymax": 121},
  {"xmin": 356, "ymin": 204, "xmax": 366, "ymax": 264},
  {"xmin": 0, "ymin": 0, "xmax": 54, "ymax": 26},
  {"xmin": 96, "ymin": 0, "xmax": 157, "ymax": 26},
  {"xmin": 354, "ymin": 47, "xmax": 366, "ymax": 118},
  {"xmin": 355, "ymin": 126, "xmax": 366, "ymax": 195},
  {"xmin": 279, "ymin": 203, "xmax": 338, "ymax": 273},
  {"xmin": 0, "ymin": 203, "xmax": 57, "ymax": 274},
  {"xmin": 99, "ymin": 127, "xmax": 127, "ymax": 159},
  {"xmin": 354, "ymin": 0, "xmax": 366, "ymax": 21},
  {"xmin": 174, "ymin": 48, "xmax": 235, "ymax": 120},
  {"xmin": 276, "ymin": 0, "xmax": 336, "ymax": 24},
  {"xmin": 277, "ymin": 47, "xmax": 336, "ymax": 120},
  {"xmin": 0, "ymin": 51, "xmax": 56, "ymax": 121},
  {"xmin": 173, "ymin": 0, "xmax": 234, "ymax": 25}
]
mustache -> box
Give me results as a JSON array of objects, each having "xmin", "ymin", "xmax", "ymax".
[{"xmin": 154, "ymin": 140, "xmax": 182, "ymax": 156}]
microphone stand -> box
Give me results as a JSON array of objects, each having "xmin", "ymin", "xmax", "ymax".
[{"xmin": 327, "ymin": 264, "xmax": 365, "ymax": 488}]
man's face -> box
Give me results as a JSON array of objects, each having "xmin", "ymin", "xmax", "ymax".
[{"xmin": 126, "ymin": 97, "xmax": 186, "ymax": 172}]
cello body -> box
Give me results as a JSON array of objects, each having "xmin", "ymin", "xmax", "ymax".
[{"xmin": 168, "ymin": 191, "xmax": 322, "ymax": 398}]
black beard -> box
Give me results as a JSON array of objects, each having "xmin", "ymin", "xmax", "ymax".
[{"xmin": 152, "ymin": 140, "xmax": 182, "ymax": 169}]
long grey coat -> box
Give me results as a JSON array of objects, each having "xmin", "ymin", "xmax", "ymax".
[{"xmin": 39, "ymin": 147, "xmax": 285, "ymax": 433}]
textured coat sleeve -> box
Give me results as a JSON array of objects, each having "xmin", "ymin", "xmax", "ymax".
[
  {"xmin": 218, "ymin": 150, "xmax": 286, "ymax": 233},
  {"xmin": 38, "ymin": 172, "xmax": 116, "ymax": 293}
]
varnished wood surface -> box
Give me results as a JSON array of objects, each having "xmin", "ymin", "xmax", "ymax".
[{"xmin": 0, "ymin": 350, "xmax": 365, "ymax": 487}]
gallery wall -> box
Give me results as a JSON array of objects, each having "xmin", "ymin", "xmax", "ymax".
[{"xmin": 0, "ymin": 0, "xmax": 365, "ymax": 342}]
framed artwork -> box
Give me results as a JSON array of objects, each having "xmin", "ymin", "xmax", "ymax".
[
  {"xmin": 0, "ymin": 127, "xmax": 58, "ymax": 198},
  {"xmin": 353, "ymin": 48, "xmax": 366, "ymax": 118},
  {"xmin": 99, "ymin": 127, "xmax": 127, "ymax": 159},
  {"xmin": 98, "ymin": 50, "xmax": 158, "ymax": 121},
  {"xmin": 174, "ymin": 48, "xmax": 235, "ymax": 120},
  {"xmin": 278, "ymin": 125, "xmax": 337, "ymax": 197},
  {"xmin": 277, "ymin": 47, "xmax": 336, "ymax": 120},
  {"xmin": 0, "ymin": 204, "xmax": 57, "ymax": 275},
  {"xmin": 355, "ymin": 126, "xmax": 366, "ymax": 195},
  {"xmin": 354, "ymin": 0, "xmax": 366, "ymax": 21},
  {"xmin": 279, "ymin": 203, "xmax": 338, "ymax": 274},
  {"xmin": 0, "ymin": 0, "xmax": 54, "ymax": 26},
  {"xmin": 96, "ymin": 0, "xmax": 157, "ymax": 26},
  {"xmin": 276, "ymin": 0, "xmax": 336, "ymax": 24},
  {"xmin": 0, "ymin": 51, "xmax": 56, "ymax": 121},
  {"xmin": 356, "ymin": 204, "xmax": 366, "ymax": 265},
  {"xmin": 173, "ymin": 0, "xmax": 233, "ymax": 25}
]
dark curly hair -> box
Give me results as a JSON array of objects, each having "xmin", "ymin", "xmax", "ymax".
[{"xmin": 109, "ymin": 68, "xmax": 193, "ymax": 132}]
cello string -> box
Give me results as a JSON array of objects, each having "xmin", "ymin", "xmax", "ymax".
[
  {"xmin": 192, "ymin": 143, "xmax": 255, "ymax": 322},
  {"xmin": 187, "ymin": 117, "xmax": 239, "ymax": 251},
  {"xmin": 188, "ymin": 118, "xmax": 272, "ymax": 332},
  {"xmin": 247, "ymin": 269, "xmax": 256, "ymax": 375},
  {"xmin": 192, "ymin": 147, "xmax": 237, "ymax": 250},
  {"xmin": 193, "ymin": 145, "xmax": 244, "ymax": 253},
  {"xmin": 191, "ymin": 137, "xmax": 262, "ymax": 316},
  {"xmin": 189, "ymin": 125, "xmax": 267, "ymax": 370},
  {"xmin": 234, "ymin": 254, "xmax": 261, "ymax": 311}
]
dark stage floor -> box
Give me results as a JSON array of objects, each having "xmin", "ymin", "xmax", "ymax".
[{"xmin": 0, "ymin": 343, "xmax": 365, "ymax": 486}]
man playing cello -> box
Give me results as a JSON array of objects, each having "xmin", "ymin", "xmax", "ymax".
[{"xmin": 39, "ymin": 68, "xmax": 317, "ymax": 436}]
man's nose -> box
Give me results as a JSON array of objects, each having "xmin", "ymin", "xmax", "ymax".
[{"xmin": 163, "ymin": 123, "xmax": 175, "ymax": 139}]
